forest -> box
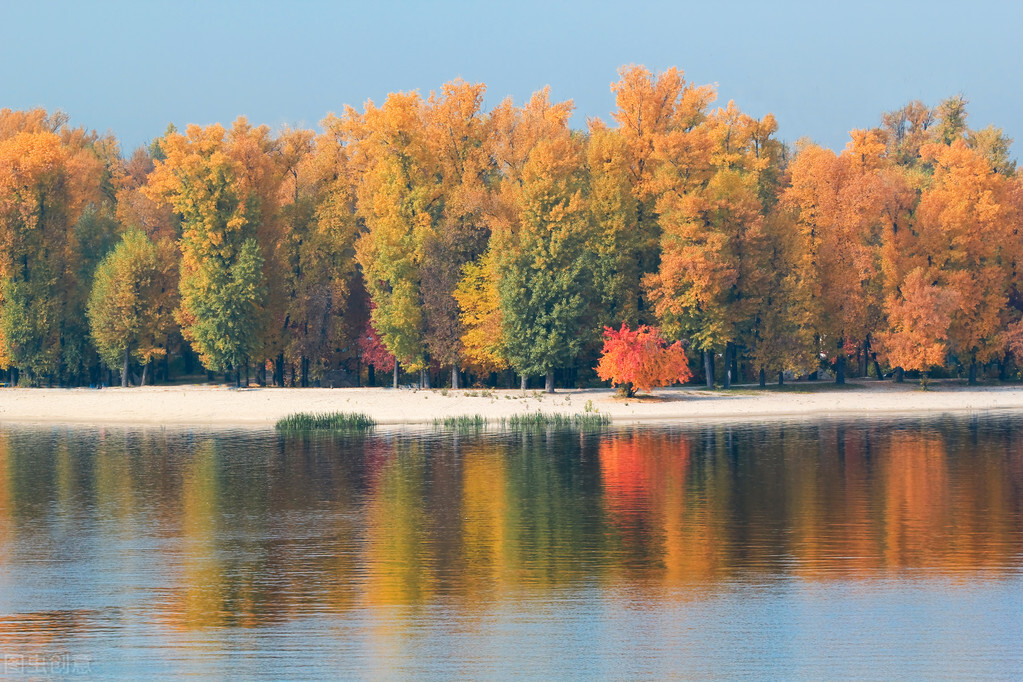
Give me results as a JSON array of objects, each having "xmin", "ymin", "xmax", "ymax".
[{"xmin": 0, "ymin": 65, "xmax": 1020, "ymax": 391}]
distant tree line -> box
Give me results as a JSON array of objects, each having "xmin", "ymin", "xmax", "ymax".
[{"xmin": 0, "ymin": 66, "xmax": 1020, "ymax": 390}]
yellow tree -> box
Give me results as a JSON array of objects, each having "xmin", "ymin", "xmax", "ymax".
[
  {"xmin": 586, "ymin": 122, "xmax": 642, "ymax": 328},
  {"xmin": 88, "ymin": 229, "xmax": 178, "ymax": 386},
  {"xmin": 453, "ymin": 253, "xmax": 507, "ymax": 375},
  {"xmin": 145, "ymin": 122, "xmax": 271, "ymax": 378},
  {"xmin": 341, "ymin": 91, "xmax": 439, "ymax": 386},
  {"xmin": 420, "ymin": 80, "xmax": 496, "ymax": 387}
]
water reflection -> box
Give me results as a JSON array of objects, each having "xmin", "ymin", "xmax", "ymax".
[{"xmin": 0, "ymin": 416, "xmax": 1020, "ymax": 676}]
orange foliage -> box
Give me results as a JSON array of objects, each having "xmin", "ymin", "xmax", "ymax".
[
  {"xmin": 595, "ymin": 323, "xmax": 692, "ymax": 395},
  {"xmin": 877, "ymin": 268, "xmax": 959, "ymax": 372}
]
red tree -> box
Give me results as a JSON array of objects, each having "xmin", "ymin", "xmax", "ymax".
[
  {"xmin": 596, "ymin": 324, "xmax": 693, "ymax": 396},
  {"xmin": 358, "ymin": 317, "xmax": 395, "ymax": 373}
]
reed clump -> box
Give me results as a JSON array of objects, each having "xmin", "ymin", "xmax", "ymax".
[
  {"xmin": 433, "ymin": 414, "xmax": 488, "ymax": 430},
  {"xmin": 503, "ymin": 413, "xmax": 610, "ymax": 428},
  {"xmin": 275, "ymin": 411, "xmax": 376, "ymax": 432}
]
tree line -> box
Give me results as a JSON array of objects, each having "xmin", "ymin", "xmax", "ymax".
[{"xmin": 0, "ymin": 66, "xmax": 1020, "ymax": 390}]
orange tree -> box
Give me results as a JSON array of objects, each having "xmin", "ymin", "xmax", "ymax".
[{"xmin": 596, "ymin": 323, "xmax": 692, "ymax": 397}]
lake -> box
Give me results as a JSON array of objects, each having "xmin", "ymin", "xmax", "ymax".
[{"xmin": 0, "ymin": 414, "xmax": 1021, "ymax": 678}]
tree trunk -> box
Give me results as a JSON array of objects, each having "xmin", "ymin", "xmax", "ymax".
[
  {"xmin": 759, "ymin": 367, "xmax": 766, "ymax": 388},
  {"xmin": 300, "ymin": 356, "xmax": 309, "ymax": 388},
  {"xmin": 873, "ymin": 357, "xmax": 884, "ymax": 380},
  {"xmin": 520, "ymin": 374, "xmax": 528, "ymax": 391},
  {"xmin": 140, "ymin": 361, "xmax": 149, "ymax": 387},
  {"xmin": 545, "ymin": 368, "xmax": 554, "ymax": 394},
  {"xmin": 704, "ymin": 350, "xmax": 714, "ymax": 389},
  {"xmin": 420, "ymin": 367, "xmax": 430, "ymax": 389},
  {"xmin": 968, "ymin": 359, "xmax": 978, "ymax": 385},
  {"xmin": 730, "ymin": 344, "xmax": 739, "ymax": 385},
  {"xmin": 895, "ymin": 367, "xmax": 904, "ymax": 383},
  {"xmin": 244, "ymin": 359, "xmax": 249, "ymax": 388},
  {"xmin": 835, "ymin": 354, "xmax": 846, "ymax": 385},
  {"xmin": 393, "ymin": 361, "xmax": 399, "ymax": 389},
  {"xmin": 368, "ymin": 364, "xmax": 376, "ymax": 387},
  {"xmin": 724, "ymin": 342, "xmax": 733, "ymax": 389},
  {"xmin": 121, "ymin": 347, "xmax": 130, "ymax": 388},
  {"xmin": 275, "ymin": 353, "xmax": 285, "ymax": 387},
  {"xmin": 235, "ymin": 368, "xmax": 241, "ymax": 388},
  {"xmin": 778, "ymin": 370, "xmax": 785, "ymax": 386},
  {"xmin": 451, "ymin": 363, "xmax": 459, "ymax": 389}
]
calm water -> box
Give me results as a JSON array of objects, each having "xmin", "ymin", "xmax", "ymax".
[{"xmin": 0, "ymin": 414, "xmax": 1021, "ymax": 678}]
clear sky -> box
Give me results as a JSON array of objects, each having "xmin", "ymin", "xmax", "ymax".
[{"xmin": 2, "ymin": 0, "xmax": 1019, "ymax": 158}]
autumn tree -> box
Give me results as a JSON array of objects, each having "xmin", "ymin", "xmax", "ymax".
[
  {"xmin": 453, "ymin": 252, "xmax": 508, "ymax": 375},
  {"xmin": 340, "ymin": 92, "xmax": 437, "ymax": 385},
  {"xmin": 606, "ymin": 65, "xmax": 715, "ymax": 325},
  {"xmin": 272, "ymin": 127, "xmax": 361, "ymax": 387},
  {"xmin": 913, "ymin": 140, "xmax": 1014, "ymax": 383},
  {"xmin": 586, "ymin": 122, "xmax": 643, "ymax": 329},
  {"xmin": 357, "ymin": 310, "xmax": 396, "ymax": 387},
  {"xmin": 596, "ymin": 323, "xmax": 692, "ymax": 396},
  {"xmin": 419, "ymin": 80, "xmax": 496, "ymax": 388},
  {"xmin": 748, "ymin": 209, "xmax": 818, "ymax": 387},
  {"xmin": 645, "ymin": 102, "xmax": 781, "ymax": 388},
  {"xmin": 146, "ymin": 122, "xmax": 270, "ymax": 378},
  {"xmin": 88, "ymin": 229, "xmax": 178, "ymax": 386},
  {"xmin": 876, "ymin": 268, "xmax": 958, "ymax": 384},
  {"xmin": 784, "ymin": 130, "xmax": 902, "ymax": 383},
  {"xmin": 0, "ymin": 114, "xmax": 107, "ymax": 384},
  {"xmin": 879, "ymin": 101, "xmax": 934, "ymax": 167},
  {"xmin": 489, "ymin": 91, "xmax": 595, "ymax": 393}
]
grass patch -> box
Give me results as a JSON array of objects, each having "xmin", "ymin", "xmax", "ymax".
[
  {"xmin": 503, "ymin": 412, "xmax": 611, "ymax": 428},
  {"xmin": 275, "ymin": 411, "xmax": 375, "ymax": 433},
  {"xmin": 431, "ymin": 411, "xmax": 612, "ymax": 432},
  {"xmin": 433, "ymin": 414, "xmax": 488, "ymax": 430}
]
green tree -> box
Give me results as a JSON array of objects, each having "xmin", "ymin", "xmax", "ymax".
[{"xmin": 494, "ymin": 133, "xmax": 595, "ymax": 393}]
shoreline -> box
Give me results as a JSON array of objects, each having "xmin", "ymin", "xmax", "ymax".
[{"xmin": 1, "ymin": 381, "xmax": 1022, "ymax": 429}]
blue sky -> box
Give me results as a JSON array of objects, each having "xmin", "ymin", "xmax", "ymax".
[{"xmin": 2, "ymin": 0, "xmax": 1019, "ymax": 158}]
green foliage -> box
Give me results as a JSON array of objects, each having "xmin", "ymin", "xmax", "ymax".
[
  {"xmin": 274, "ymin": 411, "xmax": 375, "ymax": 432},
  {"xmin": 0, "ymin": 278, "xmax": 60, "ymax": 380},
  {"xmin": 178, "ymin": 237, "xmax": 265, "ymax": 372},
  {"xmin": 495, "ymin": 137, "xmax": 596, "ymax": 378}
]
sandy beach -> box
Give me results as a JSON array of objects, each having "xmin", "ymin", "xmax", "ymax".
[{"xmin": 0, "ymin": 380, "xmax": 1022, "ymax": 428}]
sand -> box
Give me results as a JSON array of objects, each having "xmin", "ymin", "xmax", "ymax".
[{"xmin": 0, "ymin": 380, "xmax": 1021, "ymax": 428}]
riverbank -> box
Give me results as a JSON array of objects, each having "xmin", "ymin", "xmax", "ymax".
[{"xmin": 1, "ymin": 380, "xmax": 1022, "ymax": 427}]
